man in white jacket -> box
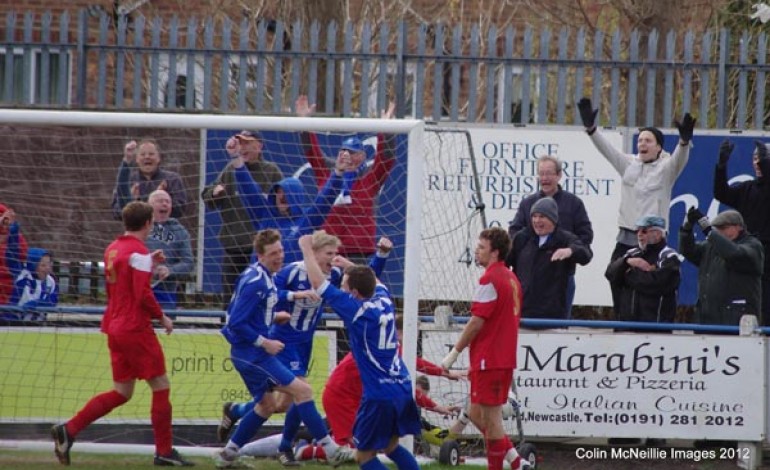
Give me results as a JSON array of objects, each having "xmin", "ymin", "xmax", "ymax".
[{"xmin": 577, "ymin": 97, "xmax": 694, "ymax": 318}]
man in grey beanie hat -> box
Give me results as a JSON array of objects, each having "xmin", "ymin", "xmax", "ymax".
[
  {"xmin": 508, "ymin": 156, "xmax": 593, "ymax": 319},
  {"xmin": 506, "ymin": 196, "xmax": 592, "ymax": 319},
  {"xmin": 530, "ymin": 197, "xmax": 559, "ymax": 226},
  {"xmin": 679, "ymin": 207, "xmax": 764, "ymax": 325}
]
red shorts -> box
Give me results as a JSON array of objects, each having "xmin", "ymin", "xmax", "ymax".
[
  {"xmin": 107, "ymin": 332, "xmax": 166, "ymax": 382},
  {"xmin": 469, "ymin": 368, "xmax": 513, "ymax": 406}
]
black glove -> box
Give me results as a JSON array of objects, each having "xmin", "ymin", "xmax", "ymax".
[
  {"xmin": 686, "ymin": 206, "xmax": 711, "ymax": 234},
  {"xmin": 674, "ymin": 113, "xmax": 696, "ymax": 143},
  {"xmin": 718, "ymin": 139, "xmax": 734, "ymax": 166},
  {"xmin": 577, "ymin": 97, "xmax": 598, "ymax": 130},
  {"xmin": 755, "ymin": 140, "xmax": 768, "ymax": 161}
]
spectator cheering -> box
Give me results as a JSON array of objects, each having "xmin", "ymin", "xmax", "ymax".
[
  {"xmin": 679, "ymin": 209, "xmax": 764, "ymax": 325},
  {"xmin": 605, "ymin": 215, "xmax": 681, "ymax": 323},
  {"xmin": 232, "ymin": 145, "xmax": 345, "ymax": 264},
  {"xmin": 713, "ymin": 139, "xmax": 770, "ymax": 324},
  {"xmin": 0, "ymin": 205, "xmax": 28, "ymax": 305},
  {"xmin": 111, "ymin": 139, "xmax": 188, "ymax": 219},
  {"xmin": 577, "ymin": 97, "xmax": 694, "ymax": 317},
  {"xmin": 297, "ymin": 95, "xmax": 397, "ymax": 263},
  {"xmin": 146, "ymin": 190, "xmax": 194, "ymax": 309},
  {"xmin": 3, "ymin": 248, "xmax": 58, "ymax": 321},
  {"xmin": 508, "ymin": 155, "xmax": 593, "ymax": 317},
  {"xmin": 201, "ymin": 130, "xmax": 283, "ymax": 303},
  {"xmin": 506, "ymin": 197, "xmax": 592, "ymax": 319}
]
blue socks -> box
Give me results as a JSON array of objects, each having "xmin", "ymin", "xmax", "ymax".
[
  {"xmin": 231, "ymin": 400, "xmax": 255, "ymax": 421},
  {"xmin": 229, "ymin": 409, "xmax": 267, "ymax": 447},
  {"xmin": 361, "ymin": 457, "xmax": 389, "ymax": 470},
  {"xmin": 295, "ymin": 400, "xmax": 329, "ymax": 440},
  {"xmin": 387, "ymin": 445, "xmax": 420, "ymax": 470},
  {"xmin": 278, "ymin": 404, "xmax": 302, "ymax": 452}
]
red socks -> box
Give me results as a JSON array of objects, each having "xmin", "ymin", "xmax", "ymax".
[
  {"xmin": 65, "ymin": 388, "xmax": 174, "ymax": 457},
  {"xmin": 151, "ymin": 388, "xmax": 173, "ymax": 456},
  {"xmin": 66, "ymin": 390, "xmax": 128, "ymax": 437},
  {"xmin": 486, "ymin": 438, "xmax": 509, "ymax": 470}
]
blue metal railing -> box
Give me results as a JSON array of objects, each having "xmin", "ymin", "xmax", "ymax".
[{"xmin": 0, "ymin": 305, "xmax": 761, "ymax": 335}]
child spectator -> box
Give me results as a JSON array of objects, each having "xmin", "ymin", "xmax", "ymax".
[{"xmin": 4, "ymin": 248, "xmax": 59, "ymax": 321}]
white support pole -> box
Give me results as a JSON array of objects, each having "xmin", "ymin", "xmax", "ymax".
[
  {"xmin": 195, "ymin": 128, "xmax": 207, "ymax": 293},
  {"xmin": 400, "ymin": 121, "xmax": 425, "ymax": 451}
]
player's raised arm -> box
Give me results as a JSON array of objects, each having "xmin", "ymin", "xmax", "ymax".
[{"xmin": 299, "ymin": 235, "xmax": 324, "ymax": 290}]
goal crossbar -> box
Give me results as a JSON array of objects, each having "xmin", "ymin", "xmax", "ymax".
[
  {"xmin": 0, "ymin": 109, "xmax": 425, "ymax": 418},
  {"xmin": 0, "ymin": 109, "xmax": 422, "ymax": 134}
]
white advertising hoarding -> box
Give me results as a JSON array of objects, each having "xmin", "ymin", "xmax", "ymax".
[
  {"xmin": 421, "ymin": 329, "xmax": 765, "ymax": 440},
  {"xmin": 422, "ymin": 126, "xmax": 624, "ymax": 306}
]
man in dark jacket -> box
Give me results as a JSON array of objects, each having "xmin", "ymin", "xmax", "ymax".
[
  {"xmin": 201, "ymin": 130, "xmax": 283, "ymax": 304},
  {"xmin": 508, "ymin": 155, "xmax": 593, "ymax": 317},
  {"xmin": 605, "ymin": 215, "xmax": 681, "ymax": 323},
  {"xmin": 679, "ymin": 209, "xmax": 764, "ymax": 325},
  {"xmin": 713, "ymin": 140, "xmax": 770, "ymax": 324},
  {"xmin": 506, "ymin": 197, "xmax": 592, "ymax": 319}
]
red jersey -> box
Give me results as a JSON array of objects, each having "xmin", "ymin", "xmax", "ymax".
[
  {"xmin": 0, "ymin": 230, "xmax": 28, "ymax": 305},
  {"xmin": 323, "ymin": 352, "xmax": 362, "ymax": 403},
  {"xmin": 469, "ymin": 261, "xmax": 522, "ymax": 371},
  {"xmin": 414, "ymin": 388, "xmax": 437, "ymax": 410},
  {"xmin": 324, "ymin": 351, "xmax": 444, "ymax": 405},
  {"xmin": 101, "ymin": 235, "xmax": 163, "ymax": 335},
  {"xmin": 305, "ymin": 133, "xmax": 395, "ymax": 255}
]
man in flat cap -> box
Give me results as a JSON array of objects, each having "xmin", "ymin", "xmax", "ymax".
[
  {"xmin": 713, "ymin": 139, "xmax": 770, "ymax": 324},
  {"xmin": 679, "ymin": 209, "xmax": 764, "ymax": 325},
  {"xmin": 605, "ymin": 215, "xmax": 682, "ymax": 323},
  {"xmin": 202, "ymin": 130, "xmax": 283, "ymax": 305}
]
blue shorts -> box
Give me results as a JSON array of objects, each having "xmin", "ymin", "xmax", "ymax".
[
  {"xmin": 352, "ymin": 394, "xmax": 421, "ymax": 451},
  {"xmin": 230, "ymin": 346, "xmax": 296, "ymax": 402},
  {"xmin": 275, "ymin": 340, "xmax": 313, "ymax": 377}
]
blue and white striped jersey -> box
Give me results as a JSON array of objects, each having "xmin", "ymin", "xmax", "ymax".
[{"xmin": 270, "ymin": 261, "xmax": 343, "ymax": 344}]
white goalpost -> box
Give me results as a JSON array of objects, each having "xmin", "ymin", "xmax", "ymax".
[
  {"xmin": 0, "ymin": 109, "xmax": 491, "ymax": 460},
  {"xmin": 0, "ymin": 108, "xmax": 424, "ymax": 394}
]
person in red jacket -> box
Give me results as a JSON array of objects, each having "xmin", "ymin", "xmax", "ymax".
[
  {"xmin": 50, "ymin": 201, "xmax": 193, "ymax": 467},
  {"xmin": 0, "ymin": 205, "xmax": 28, "ymax": 305},
  {"xmin": 296, "ymin": 95, "xmax": 397, "ymax": 263}
]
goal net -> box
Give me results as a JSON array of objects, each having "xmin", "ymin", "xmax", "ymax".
[{"xmin": 0, "ymin": 111, "xmax": 487, "ymax": 451}]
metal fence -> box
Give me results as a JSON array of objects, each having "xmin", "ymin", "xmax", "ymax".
[{"xmin": 2, "ymin": 9, "xmax": 769, "ymax": 129}]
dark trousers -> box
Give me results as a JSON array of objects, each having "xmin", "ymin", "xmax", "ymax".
[
  {"xmin": 609, "ymin": 241, "xmax": 635, "ymax": 319},
  {"xmin": 762, "ymin": 277, "xmax": 770, "ymax": 327},
  {"xmin": 222, "ymin": 247, "xmax": 252, "ymax": 307},
  {"xmin": 565, "ymin": 274, "xmax": 576, "ymax": 319}
]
